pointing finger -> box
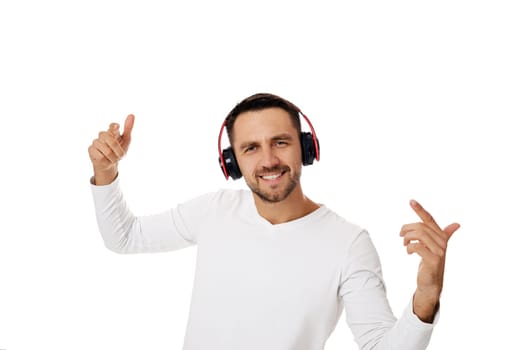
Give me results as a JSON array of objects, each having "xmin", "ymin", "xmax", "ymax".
[{"xmin": 410, "ymin": 199, "xmax": 441, "ymax": 231}]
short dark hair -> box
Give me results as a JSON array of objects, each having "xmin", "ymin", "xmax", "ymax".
[{"xmin": 225, "ymin": 93, "xmax": 302, "ymax": 144}]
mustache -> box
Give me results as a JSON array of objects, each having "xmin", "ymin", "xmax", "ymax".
[{"xmin": 255, "ymin": 165, "xmax": 290, "ymax": 176}]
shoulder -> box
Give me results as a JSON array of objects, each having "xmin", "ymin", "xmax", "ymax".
[{"xmin": 319, "ymin": 206, "xmax": 366, "ymax": 239}]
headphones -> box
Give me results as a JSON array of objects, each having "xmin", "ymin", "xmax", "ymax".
[{"xmin": 218, "ymin": 111, "xmax": 320, "ymax": 180}]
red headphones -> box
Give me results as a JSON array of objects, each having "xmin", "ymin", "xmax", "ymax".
[{"xmin": 218, "ymin": 111, "xmax": 320, "ymax": 180}]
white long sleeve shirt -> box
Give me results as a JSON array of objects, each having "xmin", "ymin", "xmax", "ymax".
[{"xmin": 91, "ymin": 179, "xmax": 437, "ymax": 350}]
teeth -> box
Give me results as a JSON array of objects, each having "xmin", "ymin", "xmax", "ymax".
[{"xmin": 262, "ymin": 174, "xmax": 280, "ymax": 180}]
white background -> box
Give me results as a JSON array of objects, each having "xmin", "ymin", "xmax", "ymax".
[{"xmin": 1, "ymin": 0, "xmax": 524, "ymax": 349}]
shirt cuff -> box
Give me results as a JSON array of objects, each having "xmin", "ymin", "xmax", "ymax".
[{"xmin": 89, "ymin": 173, "xmax": 119, "ymax": 187}]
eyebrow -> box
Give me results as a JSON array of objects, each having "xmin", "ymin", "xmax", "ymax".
[
  {"xmin": 271, "ymin": 133, "xmax": 294, "ymax": 142},
  {"xmin": 238, "ymin": 133, "xmax": 294, "ymax": 150}
]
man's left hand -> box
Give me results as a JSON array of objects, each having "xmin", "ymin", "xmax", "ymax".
[{"xmin": 400, "ymin": 199, "xmax": 460, "ymax": 323}]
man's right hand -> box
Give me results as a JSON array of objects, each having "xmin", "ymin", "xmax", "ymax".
[{"xmin": 88, "ymin": 114, "xmax": 135, "ymax": 185}]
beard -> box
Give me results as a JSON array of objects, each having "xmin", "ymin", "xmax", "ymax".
[{"xmin": 246, "ymin": 165, "xmax": 301, "ymax": 203}]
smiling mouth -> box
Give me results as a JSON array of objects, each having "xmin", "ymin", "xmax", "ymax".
[{"xmin": 259, "ymin": 171, "xmax": 286, "ymax": 180}]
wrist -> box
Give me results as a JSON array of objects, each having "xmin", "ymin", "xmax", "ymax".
[
  {"xmin": 93, "ymin": 168, "xmax": 118, "ymax": 186},
  {"xmin": 413, "ymin": 289, "xmax": 441, "ymax": 323}
]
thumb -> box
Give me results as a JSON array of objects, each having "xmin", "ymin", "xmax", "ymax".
[
  {"xmin": 121, "ymin": 114, "xmax": 135, "ymax": 147},
  {"xmin": 443, "ymin": 222, "xmax": 461, "ymax": 239}
]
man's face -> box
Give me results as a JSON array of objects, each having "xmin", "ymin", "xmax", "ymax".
[{"xmin": 232, "ymin": 108, "xmax": 302, "ymax": 203}]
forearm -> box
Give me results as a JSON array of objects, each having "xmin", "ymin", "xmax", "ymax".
[
  {"xmin": 90, "ymin": 177, "xmax": 195, "ymax": 254},
  {"xmin": 372, "ymin": 298, "xmax": 436, "ymax": 350},
  {"xmin": 91, "ymin": 177, "xmax": 137, "ymax": 253}
]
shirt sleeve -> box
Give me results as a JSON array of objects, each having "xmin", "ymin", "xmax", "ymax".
[
  {"xmin": 90, "ymin": 177, "xmax": 202, "ymax": 254},
  {"xmin": 339, "ymin": 230, "xmax": 437, "ymax": 350}
]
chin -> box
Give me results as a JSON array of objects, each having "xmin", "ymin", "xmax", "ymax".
[{"xmin": 250, "ymin": 175, "xmax": 299, "ymax": 204}]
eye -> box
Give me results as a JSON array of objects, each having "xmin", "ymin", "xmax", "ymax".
[
  {"xmin": 275, "ymin": 141, "xmax": 288, "ymax": 147},
  {"xmin": 244, "ymin": 145, "xmax": 257, "ymax": 153}
]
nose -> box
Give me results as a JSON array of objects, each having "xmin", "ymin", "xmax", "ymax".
[{"xmin": 259, "ymin": 145, "xmax": 280, "ymax": 169}]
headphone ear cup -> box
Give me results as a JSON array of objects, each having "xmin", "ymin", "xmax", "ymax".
[
  {"xmin": 221, "ymin": 147, "xmax": 242, "ymax": 180},
  {"xmin": 301, "ymin": 132, "xmax": 319, "ymax": 165}
]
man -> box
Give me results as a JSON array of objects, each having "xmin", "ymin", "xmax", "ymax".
[{"xmin": 88, "ymin": 93, "xmax": 459, "ymax": 349}]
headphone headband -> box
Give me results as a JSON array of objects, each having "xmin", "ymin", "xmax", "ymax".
[{"xmin": 217, "ymin": 119, "xmax": 232, "ymax": 179}]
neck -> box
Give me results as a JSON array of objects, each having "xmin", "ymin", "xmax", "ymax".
[{"xmin": 252, "ymin": 186, "xmax": 320, "ymax": 225}]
